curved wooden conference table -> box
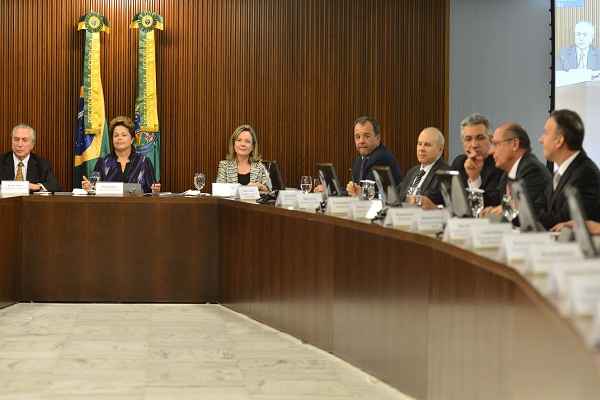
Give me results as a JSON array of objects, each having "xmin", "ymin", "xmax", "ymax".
[{"xmin": 0, "ymin": 194, "xmax": 599, "ymax": 399}]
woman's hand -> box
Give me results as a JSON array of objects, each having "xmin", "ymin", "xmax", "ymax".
[
  {"xmin": 151, "ymin": 182, "xmax": 161, "ymax": 193},
  {"xmin": 82, "ymin": 176, "xmax": 91, "ymax": 192},
  {"xmin": 346, "ymin": 181, "xmax": 360, "ymax": 197},
  {"xmin": 249, "ymin": 182, "xmax": 269, "ymax": 193}
]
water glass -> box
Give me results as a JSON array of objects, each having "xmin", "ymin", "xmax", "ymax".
[
  {"xmin": 467, "ymin": 188, "xmax": 485, "ymax": 218},
  {"xmin": 501, "ymin": 194, "xmax": 519, "ymax": 222},
  {"xmin": 89, "ymin": 171, "xmax": 100, "ymax": 194},
  {"xmin": 359, "ymin": 180, "xmax": 376, "ymax": 200},
  {"xmin": 300, "ymin": 176, "xmax": 312, "ymax": 193},
  {"xmin": 193, "ymin": 172, "xmax": 206, "ymax": 192}
]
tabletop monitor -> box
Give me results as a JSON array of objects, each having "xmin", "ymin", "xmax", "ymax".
[
  {"xmin": 565, "ymin": 185, "xmax": 599, "ymax": 258},
  {"xmin": 316, "ymin": 163, "xmax": 345, "ymax": 197},
  {"xmin": 372, "ymin": 166, "xmax": 400, "ymax": 206}
]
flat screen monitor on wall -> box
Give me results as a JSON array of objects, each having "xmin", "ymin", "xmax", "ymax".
[{"xmin": 554, "ymin": 0, "xmax": 600, "ymax": 164}]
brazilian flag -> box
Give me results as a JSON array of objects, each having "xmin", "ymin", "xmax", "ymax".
[{"xmin": 73, "ymin": 12, "xmax": 111, "ymax": 188}]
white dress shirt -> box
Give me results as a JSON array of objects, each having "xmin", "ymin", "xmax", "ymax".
[
  {"xmin": 554, "ymin": 150, "xmax": 580, "ymax": 190},
  {"xmin": 13, "ymin": 153, "xmax": 30, "ymax": 180},
  {"xmin": 577, "ymin": 47, "xmax": 589, "ymax": 69},
  {"xmin": 507, "ymin": 156, "xmax": 523, "ymax": 180},
  {"xmin": 415, "ymin": 157, "xmax": 440, "ymax": 191}
]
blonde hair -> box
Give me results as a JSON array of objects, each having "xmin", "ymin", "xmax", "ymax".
[{"xmin": 226, "ymin": 124, "xmax": 262, "ymax": 162}]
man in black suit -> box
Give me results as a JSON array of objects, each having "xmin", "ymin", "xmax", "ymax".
[
  {"xmin": 346, "ymin": 116, "xmax": 402, "ymax": 196},
  {"xmin": 397, "ymin": 127, "xmax": 449, "ymax": 209},
  {"xmin": 538, "ymin": 109, "xmax": 600, "ymax": 230},
  {"xmin": 450, "ymin": 113, "xmax": 503, "ymax": 207},
  {"xmin": 481, "ymin": 123, "xmax": 551, "ymax": 219},
  {"xmin": 0, "ymin": 124, "xmax": 60, "ymax": 192}
]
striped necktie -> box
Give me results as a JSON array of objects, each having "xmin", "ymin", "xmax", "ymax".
[
  {"xmin": 15, "ymin": 161, "xmax": 24, "ymax": 181},
  {"xmin": 410, "ymin": 168, "xmax": 426, "ymax": 192}
]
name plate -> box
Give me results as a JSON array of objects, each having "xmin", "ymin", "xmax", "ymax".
[
  {"xmin": 326, "ymin": 197, "xmax": 358, "ymax": 215},
  {"xmin": 527, "ymin": 243, "xmax": 583, "ymax": 275},
  {"xmin": 95, "ymin": 182, "xmax": 123, "ymax": 195},
  {"xmin": 469, "ymin": 223, "xmax": 513, "ymax": 250},
  {"xmin": 350, "ymin": 200, "xmax": 382, "ymax": 220},
  {"xmin": 414, "ymin": 209, "xmax": 445, "ymax": 233},
  {"xmin": 443, "ymin": 218, "xmax": 489, "ymax": 244},
  {"xmin": 384, "ymin": 208, "xmax": 421, "ymax": 230},
  {"xmin": 498, "ymin": 232, "xmax": 553, "ymax": 271},
  {"xmin": 1, "ymin": 180, "xmax": 29, "ymax": 195},
  {"xmin": 567, "ymin": 270, "xmax": 600, "ymax": 317},
  {"xmin": 548, "ymin": 260, "xmax": 600, "ymax": 300},
  {"xmin": 237, "ymin": 185, "xmax": 260, "ymax": 201},
  {"xmin": 212, "ymin": 183, "xmax": 240, "ymax": 197},
  {"xmin": 276, "ymin": 189, "xmax": 299, "ymax": 208},
  {"xmin": 296, "ymin": 193, "xmax": 322, "ymax": 212}
]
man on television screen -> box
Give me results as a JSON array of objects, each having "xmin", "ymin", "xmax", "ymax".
[{"xmin": 557, "ymin": 21, "xmax": 600, "ymax": 72}]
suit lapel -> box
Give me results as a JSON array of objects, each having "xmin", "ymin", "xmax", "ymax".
[
  {"xmin": 1, "ymin": 153, "xmax": 15, "ymax": 180},
  {"xmin": 420, "ymin": 160, "xmax": 440, "ymax": 192},
  {"xmin": 551, "ymin": 152, "xmax": 583, "ymax": 206},
  {"xmin": 26, "ymin": 155, "xmax": 38, "ymax": 182}
]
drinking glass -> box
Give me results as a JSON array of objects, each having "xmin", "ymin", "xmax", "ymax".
[
  {"xmin": 359, "ymin": 180, "xmax": 376, "ymax": 200},
  {"xmin": 193, "ymin": 172, "xmax": 206, "ymax": 192},
  {"xmin": 89, "ymin": 171, "xmax": 101, "ymax": 194},
  {"xmin": 501, "ymin": 194, "xmax": 519, "ymax": 222},
  {"xmin": 467, "ymin": 188, "xmax": 485, "ymax": 218},
  {"xmin": 300, "ymin": 176, "xmax": 312, "ymax": 193},
  {"xmin": 407, "ymin": 186, "xmax": 422, "ymax": 206}
]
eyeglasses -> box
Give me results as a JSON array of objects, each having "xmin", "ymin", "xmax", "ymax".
[{"xmin": 490, "ymin": 136, "xmax": 517, "ymax": 148}]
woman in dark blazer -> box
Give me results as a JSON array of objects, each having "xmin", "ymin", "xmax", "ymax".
[
  {"xmin": 82, "ymin": 116, "xmax": 160, "ymax": 194},
  {"xmin": 216, "ymin": 124, "xmax": 272, "ymax": 192}
]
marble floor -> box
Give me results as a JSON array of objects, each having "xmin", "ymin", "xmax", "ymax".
[{"xmin": 0, "ymin": 303, "xmax": 413, "ymax": 400}]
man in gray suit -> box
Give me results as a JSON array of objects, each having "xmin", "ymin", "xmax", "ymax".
[{"xmin": 558, "ymin": 21, "xmax": 600, "ymax": 71}]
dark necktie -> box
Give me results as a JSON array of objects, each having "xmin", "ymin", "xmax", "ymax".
[
  {"xmin": 359, "ymin": 157, "xmax": 368, "ymax": 180},
  {"xmin": 15, "ymin": 161, "xmax": 24, "ymax": 181},
  {"xmin": 410, "ymin": 169, "xmax": 426, "ymax": 191}
]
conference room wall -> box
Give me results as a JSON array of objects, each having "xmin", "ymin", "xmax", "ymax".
[
  {"xmin": 449, "ymin": 0, "xmax": 551, "ymax": 160},
  {"xmin": 0, "ymin": 0, "xmax": 448, "ymax": 192}
]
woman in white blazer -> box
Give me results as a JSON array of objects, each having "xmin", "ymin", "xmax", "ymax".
[{"xmin": 216, "ymin": 124, "xmax": 272, "ymax": 192}]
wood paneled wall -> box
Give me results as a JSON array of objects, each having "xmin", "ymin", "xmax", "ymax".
[{"xmin": 0, "ymin": 0, "xmax": 448, "ymax": 191}]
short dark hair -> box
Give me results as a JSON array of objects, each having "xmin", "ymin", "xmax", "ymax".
[
  {"xmin": 353, "ymin": 115, "xmax": 381, "ymax": 136},
  {"xmin": 504, "ymin": 123, "xmax": 531, "ymax": 151},
  {"xmin": 550, "ymin": 109, "xmax": 584, "ymax": 151}
]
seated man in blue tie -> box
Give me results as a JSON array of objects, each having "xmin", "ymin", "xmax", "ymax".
[
  {"xmin": 538, "ymin": 109, "xmax": 600, "ymax": 230},
  {"xmin": 0, "ymin": 124, "xmax": 60, "ymax": 192},
  {"xmin": 345, "ymin": 116, "xmax": 402, "ymax": 196},
  {"xmin": 397, "ymin": 127, "xmax": 449, "ymax": 209},
  {"xmin": 481, "ymin": 123, "xmax": 551, "ymax": 219}
]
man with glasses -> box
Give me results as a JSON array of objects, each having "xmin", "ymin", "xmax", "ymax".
[
  {"xmin": 538, "ymin": 109, "xmax": 600, "ymax": 230},
  {"xmin": 481, "ymin": 123, "xmax": 551, "ymax": 218},
  {"xmin": 450, "ymin": 113, "xmax": 503, "ymax": 206}
]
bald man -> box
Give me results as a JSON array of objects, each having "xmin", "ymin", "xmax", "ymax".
[{"xmin": 397, "ymin": 127, "xmax": 449, "ymax": 209}]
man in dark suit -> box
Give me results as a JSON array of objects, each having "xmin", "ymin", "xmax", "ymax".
[
  {"xmin": 346, "ymin": 115, "xmax": 402, "ymax": 196},
  {"xmin": 537, "ymin": 109, "xmax": 600, "ymax": 230},
  {"xmin": 481, "ymin": 123, "xmax": 551, "ymax": 219},
  {"xmin": 0, "ymin": 124, "xmax": 60, "ymax": 192},
  {"xmin": 397, "ymin": 127, "xmax": 449, "ymax": 209},
  {"xmin": 450, "ymin": 113, "xmax": 503, "ymax": 207},
  {"xmin": 557, "ymin": 21, "xmax": 600, "ymax": 71}
]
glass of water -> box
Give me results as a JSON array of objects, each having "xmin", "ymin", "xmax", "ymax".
[
  {"xmin": 501, "ymin": 194, "xmax": 519, "ymax": 222},
  {"xmin": 359, "ymin": 180, "xmax": 376, "ymax": 200},
  {"xmin": 89, "ymin": 171, "xmax": 100, "ymax": 194},
  {"xmin": 193, "ymin": 172, "xmax": 206, "ymax": 192},
  {"xmin": 467, "ymin": 188, "xmax": 485, "ymax": 218},
  {"xmin": 300, "ymin": 176, "xmax": 312, "ymax": 193}
]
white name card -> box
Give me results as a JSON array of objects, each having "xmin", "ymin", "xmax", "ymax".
[
  {"xmin": 276, "ymin": 189, "xmax": 299, "ymax": 208},
  {"xmin": 350, "ymin": 200, "xmax": 383, "ymax": 221},
  {"xmin": 1, "ymin": 180, "xmax": 29, "ymax": 195},
  {"xmin": 548, "ymin": 260, "xmax": 600, "ymax": 300},
  {"xmin": 384, "ymin": 208, "xmax": 421, "ymax": 230},
  {"xmin": 498, "ymin": 232, "xmax": 553, "ymax": 271},
  {"xmin": 237, "ymin": 185, "xmax": 260, "ymax": 201},
  {"xmin": 212, "ymin": 183, "xmax": 240, "ymax": 197},
  {"xmin": 95, "ymin": 182, "xmax": 124, "ymax": 195},
  {"xmin": 326, "ymin": 197, "xmax": 358, "ymax": 216},
  {"xmin": 414, "ymin": 209, "xmax": 445, "ymax": 233},
  {"xmin": 296, "ymin": 193, "xmax": 322, "ymax": 212},
  {"xmin": 527, "ymin": 243, "xmax": 583, "ymax": 275},
  {"xmin": 443, "ymin": 218, "xmax": 489, "ymax": 245},
  {"xmin": 567, "ymin": 271, "xmax": 600, "ymax": 317},
  {"xmin": 468, "ymin": 223, "xmax": 513, "ymax": 251}
]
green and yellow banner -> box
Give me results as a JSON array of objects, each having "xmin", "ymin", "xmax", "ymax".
[
  {"xmin": 131, "ymin": 11, "xmax": 163, "ymax": 180},
  {"xmin": 74, "ymin": 12, "xmax": 111, "ymax": 184}
]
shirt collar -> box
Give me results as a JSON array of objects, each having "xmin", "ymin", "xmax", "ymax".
[
  {"xmin": 420, "ymin": 156, "xmax": 440, "ymax": 173},
  {"xmin": 507, "ymin": 155, "xmax": 523, "ymax": 180},
  {"xmin": 556, "ymin": 150, "xmax": 580, "ymax": 177},
  {"xmin": 13, "ymin": 153, "xmax": 30, "ymax": 166}
]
